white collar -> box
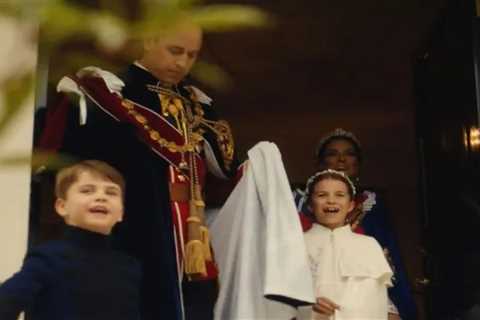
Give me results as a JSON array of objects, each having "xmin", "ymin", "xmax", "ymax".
[
  {"xmin": 133, "ymin": 61, "xmax": 150, "ymax": 72},
  {"xmin": 312, "ymin": 223, "xmax": 351, "ymax": 235},
  {"xmin": 307, "ymin": 224, "xmax": 353, "ymax": 247}
]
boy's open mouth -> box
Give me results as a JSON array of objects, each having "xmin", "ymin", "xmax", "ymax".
[{"xmin": 89, "ymin": 206, "xmax": 109, "ymax": 215}]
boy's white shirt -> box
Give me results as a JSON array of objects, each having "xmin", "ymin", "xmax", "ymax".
[{"xmin": 298, "ymin": 224, "xmax": 393, "ymax": 320}]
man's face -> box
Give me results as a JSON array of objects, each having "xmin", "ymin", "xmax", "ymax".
[
  {"xmin": 141, "ymin": 26, "xmax": 202, "ymax": 85},
  {"xmin": 55, "ymin": 171, "xmax": 124, "ymax": 235}
]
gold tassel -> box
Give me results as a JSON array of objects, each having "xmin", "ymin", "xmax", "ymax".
[
  {"xmin": 185, "ymin": 199, "xmax": 206, "ymax": 278},
  {"xmin": 184, "ymin": 240, "xmax": 207, "ymax": 277},
  {"xmin": 200, "ymin": 226, "xmax": 213, "ymax": 261}
]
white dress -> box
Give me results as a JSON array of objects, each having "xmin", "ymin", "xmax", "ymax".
[{"xmin": 298, "ymin": 224, "xmax": 393, "ymax": 320}]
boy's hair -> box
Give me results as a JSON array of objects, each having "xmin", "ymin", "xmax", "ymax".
[{"xmin": 55, "ymin": 160, "xmax": 125, "ymax": 199}]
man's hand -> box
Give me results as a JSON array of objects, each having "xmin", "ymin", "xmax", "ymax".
[{"xmin": 312, "ymin": 297, "xmax": 340, "ymax": 316}]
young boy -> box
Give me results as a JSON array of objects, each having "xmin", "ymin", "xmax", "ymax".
[{"xmin": 0, "ymin": 160, "xmax": 141, "ymax": 320}]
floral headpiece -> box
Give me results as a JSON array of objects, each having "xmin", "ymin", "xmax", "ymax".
[
  {"xmin": 305, "ymin": 169, "xmax": 357, "ymax": 197},
  {"xmin": 315, "ymin": 128, "xmax": 362, "ymax": 161}
]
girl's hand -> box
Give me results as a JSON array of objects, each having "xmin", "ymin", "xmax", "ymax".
[
  {"xmin": 388, "ymin": 313, "xmax": 401, "ymax": 320},
  {"xmin": 312, "ymin": 297, "xmax": 340, "ymax": 315}
]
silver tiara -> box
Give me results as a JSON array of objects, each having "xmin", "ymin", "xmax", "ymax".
[
  {"xmin": 315, "ymin": 128, "xmax": 361, "ymax": 157},
  {"xmin": 305, "ymin": 169, "xmax": 356, "ymax": 196}
]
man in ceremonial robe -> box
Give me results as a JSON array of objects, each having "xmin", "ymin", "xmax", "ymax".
[{"xmin": 37, "ymin": 21, "xmax": 237, "ymax": 320}]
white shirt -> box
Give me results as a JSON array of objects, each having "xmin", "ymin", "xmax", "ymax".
[{"xmin": 298, "ymin": 224, "xmax": 393, "ymax": 320}]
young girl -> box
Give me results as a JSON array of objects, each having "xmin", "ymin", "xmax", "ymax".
[{"xmin": 297, "ymin": 169, "xmax": 393, "ymax": 320}]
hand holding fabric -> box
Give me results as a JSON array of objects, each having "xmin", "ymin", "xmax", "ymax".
[{"xmin": 313, "ymin": 297, "xmax": 340, "ymax": 316}]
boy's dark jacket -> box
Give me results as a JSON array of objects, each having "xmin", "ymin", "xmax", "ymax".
[{"xmin": 0, "ymin": 225, "xmax": 141, "ymax": 320}]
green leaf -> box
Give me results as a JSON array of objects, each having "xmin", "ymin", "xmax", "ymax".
[
  {"xmin": 0, "ymin": 150, "xmax": 77, "ymax": 172},
  {"xmin": 191, "ymin": 61, "xmax": 233, "ymax": 91},
  {"xmin": 130, "ymin": 3, "xmax": 272, "ymax": 39},
  {"xmin": 190, "ymin": 5, "xmax": 273, "ymax": 32},
  {"xmin": 39, "ymin": 2, "xmax": 94, "ymax": 47},
  {"xmin": 0, "ymin": 72, "xmax": 35, "ymax": 139}
]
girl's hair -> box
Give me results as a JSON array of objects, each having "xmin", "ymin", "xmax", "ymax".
[{"xmin": 305, "ymin": 169, "xmax": 356, "ymax": 205}]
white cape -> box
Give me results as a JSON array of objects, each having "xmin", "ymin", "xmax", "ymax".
[{"xmin": 210, "ymin": 141, "xmax": 315, "ymax": 319}]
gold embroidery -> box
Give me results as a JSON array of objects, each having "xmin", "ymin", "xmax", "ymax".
[
  {"xmin": 121, "ymin": 99, "xmax": 203, "ymax": 156},
  {"xmin": 187, "ymin": 88, "xmax": 235, "ymax": 169},
  {"xmin": 130, "ymin": 85, "xmax": 234, "ymax": 171},
  {"xmin": 215, "ymin": 120, "xmax": 235, "ymax": 169},
  {"xmin": 194, "ymin": 104, "xmax": 204, "ymax": 117},
  {"xmin": 135, "ymin": 115, "xmax": 146, "ymax": 124},
  {"xmin": 186, "ymin": 216, "xmax": 201, "ymax": 223},
  {"xmin": 122, "ymin": 100, "xmax": 134, "ymax": 110},
  {"xmin": 194, "ymin": 118, "xmax": 235, "ymax": 170},
  {"xmin": 149, "ymin": 131, "xmax": 160, "ymax": 141}
]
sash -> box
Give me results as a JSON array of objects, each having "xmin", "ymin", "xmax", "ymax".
[{"xmin": 71, "ymin": 74, "xmax": 201, "ymax": 171}]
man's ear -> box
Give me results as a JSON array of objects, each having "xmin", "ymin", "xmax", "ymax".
[
  {"xmin": 143, "ymin": 36, "xmax": 157, "ymax": 51},
  {"xmin": 143, "ymin": 39, "xmax": 153, "ymax": 51},
  {"xmin": 116, "ymin": 202, "xmax": 125, "ymax": 222},
  {"xmin": 118, "ymin": 210, "xmax": 124, "ymax": 222},
  {"xmin": 55, "ymin": 198, "xmax": 68, "ymax": 218}
]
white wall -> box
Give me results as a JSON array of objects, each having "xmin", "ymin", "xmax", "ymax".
[
  {"xmin": 0, "ymin": 15, "xmax": 37, "ymax": 289},
  {"xmin": 0, "ymin": 97, "xmax": 34, "ymax": 282}
]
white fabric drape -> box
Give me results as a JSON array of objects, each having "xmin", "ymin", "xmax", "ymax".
[{"xmin": 210, "ymin": 141, "xmax": 315, "ymax": 320}]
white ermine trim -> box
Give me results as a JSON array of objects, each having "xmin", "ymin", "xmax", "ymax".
[{"xmin": 57, "ymin": 76, "xmax": 87, "ymax": 125}]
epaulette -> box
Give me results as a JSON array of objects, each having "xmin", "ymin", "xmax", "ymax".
[
  {"xmin": 186, "ymin": 85, "xmax": 212, "ymax": 105},
  {"xmin": 57, "ymin": 66, "xmax": 124, "ymax": 125}
]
